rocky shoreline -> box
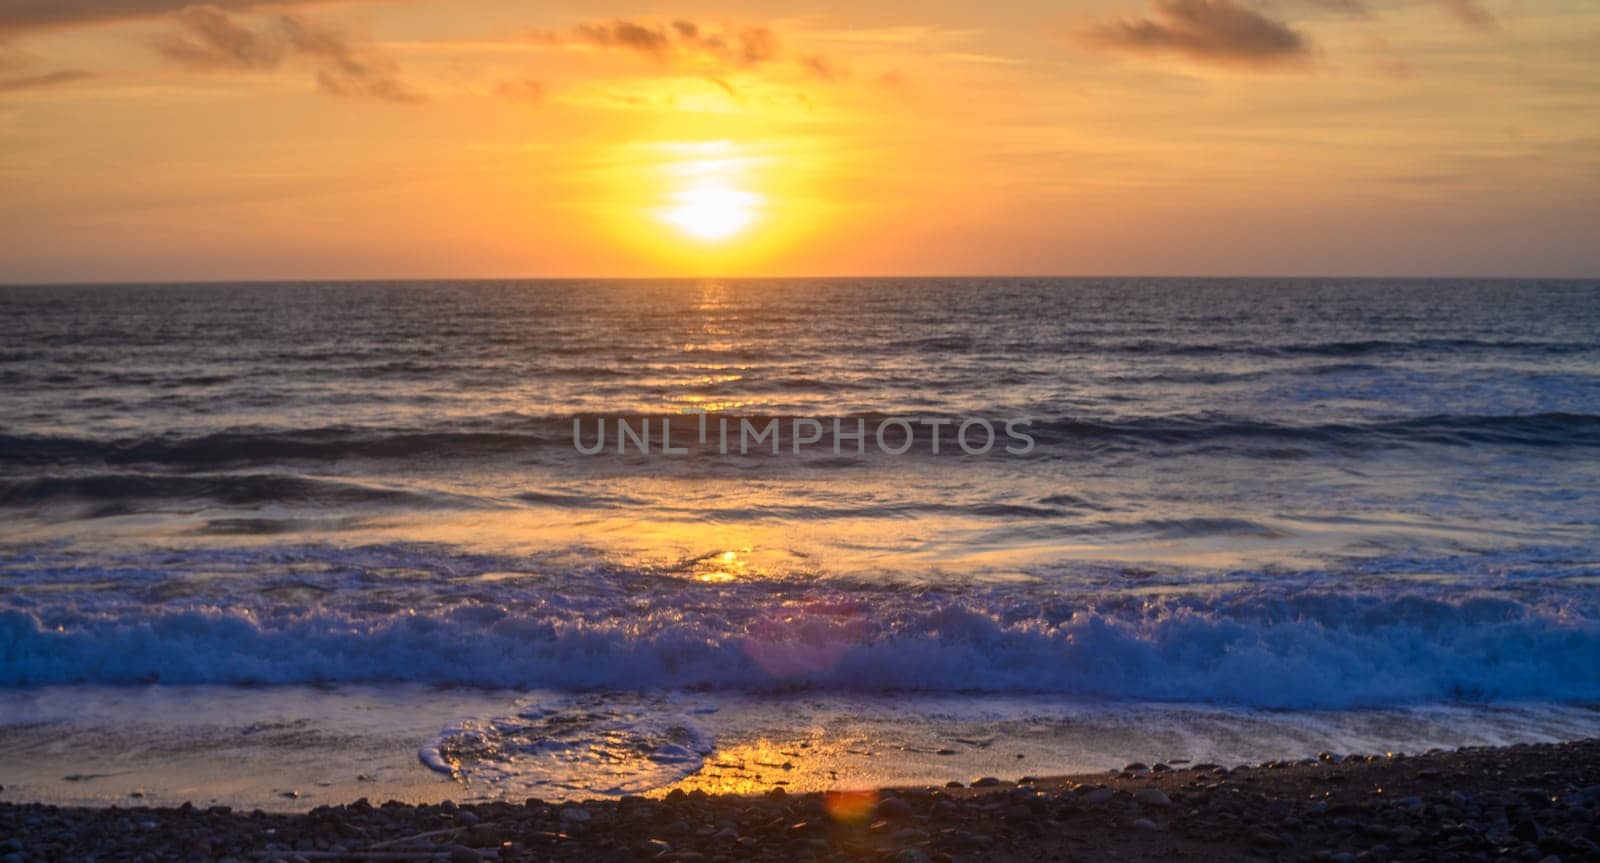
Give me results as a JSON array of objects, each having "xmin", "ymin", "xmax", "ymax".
[{"xmin": 3, "ymin": 739, "xmax": 1599, "ymax": 862}]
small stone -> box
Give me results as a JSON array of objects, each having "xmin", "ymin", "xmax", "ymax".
[
  {"xmin": 561, "ymin": 806, "xmax": 593, "ymax": 823},
  {"xmin": 891, "ymin": 827, "xmax": 930, "ymax": 845},
  {"xmin": 1130, "ymin": 818, "xmax": 1160, "ymax": 831},
  {"xmin": 876, "ymin": 797, "xmax": 915, "ymax": 821},
  {"xmin": 1133, "ymin": 788, "xmax": 1173, "ymax": 808},
  {"xmin": 1252, "ymin": 832, "xmax": 1286, "ymax": 848},
  {"xmin": 971, "ymin": 777, "xmax": 1001, "ymax": 787},
  {"xmin": 1124, "ymin": 762, "xmax": 1150, "ymax": 773},
  {"xmin": 1078, "ymin": 787, "xmax": 1114, "ymax": 805}
]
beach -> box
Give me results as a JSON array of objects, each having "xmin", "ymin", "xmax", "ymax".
[{"xmin": 5, "ymin": 738, "xmax": 1598, "ymax": 862}]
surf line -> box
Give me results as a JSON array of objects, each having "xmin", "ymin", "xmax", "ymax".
[{"xmin": 573, "ymin": 414, "xmax": 1035, "ymax": 456}]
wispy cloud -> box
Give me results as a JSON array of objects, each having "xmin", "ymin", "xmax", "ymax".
[
  {"xmin": 1439, "ymin": 0, "xmax": 1498, "ymax": 32},
  {"xmin": 0, "ymin": 68, "xmax": 94, "ymax": 92},
  {"xmin": 1299, "ymin": 0, "xmax": 1371, "ymax": 17},
  {"xmin": 798, "ymin": 53, "xmax": 843, "ymax": 81},
  {"xmin": 536, "ymin": 19, "xmax": 782, "ymax": 69},
  {"xmin": 0, "ymin": 0, "xmax": 331, "ymax": 37},
  {"xmin": 155, "ymin": 6, "xmax": 282, "ymax": 70},
  {"xmin": 155, "ymin": 8, "xmax": 423, "ymax": 103},
  {"xmin": 493, "ymin": 78, "xmax": 544, "ymax": 104},
  {"xmin": 1080, "ymin": 0, "xmax": 1312, "ymax": 68}
]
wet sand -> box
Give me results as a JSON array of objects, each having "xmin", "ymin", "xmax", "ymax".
[{"xmin": 3, "ymin": 738, "xmax": 1598, "ymax": 862}]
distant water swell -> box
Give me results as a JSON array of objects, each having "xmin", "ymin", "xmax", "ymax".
[
  {"xmin": 2, "ymin": 580, "xmax": 1598, "ymax": 709},
  {"xmin": 2, "ymin": 412, "xmax": 1597, "ymax": 472}
]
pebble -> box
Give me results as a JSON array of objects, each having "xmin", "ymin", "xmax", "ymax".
[
  {"xmin": 1133, "ymin": 788, "xmax": 1173, "ymax": 808},
  {"xmin": 1078, "ymin": 787, "xmax": 1114, "ymax": 806},
  {"xmin": 876, "ymin": 797, "xmax": 915, "ymax": 821},
  {"xmin": 3, "ymin": 739, "xmax": 1598, "ymax": 863}
]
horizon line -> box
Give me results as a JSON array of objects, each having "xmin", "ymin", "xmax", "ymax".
[{"xmin": 4, "ymin": 273, "xmax": 1598, "ymax": 288}]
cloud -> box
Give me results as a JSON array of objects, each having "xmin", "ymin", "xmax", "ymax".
[
  {"xmin": 0, "ymin": 0, "xmax": 330, "ymax": 37},
  {"xmin": 535, "ymin": 19, "xmax": 782, "ymax": 69},
  {"xmin": 0, "ymin": 68, "xmax": 94, "ymax": 92},
  {"xmin": 155, "ymin": 8, "xmax": 422, "ymax": 103},
  {"xmin": 1298, "ymin": 0, "xmax": 1370, "ymax": 16},
  {"xmin": 1081, "ymin": 0, "xmax": 1312, "ymax": 68},
  {"xmin": 493, "ymin": 78, "xmax": 544, "ymax": 103},
  {"xmin": 1440, "ymin": 0, "xmax": 1497, "ymax": 32},
  {"xmin": 798, "ymin": 53, "xmax": 844, "ymax": 81},
  {"xmin": 0, "ymin": 45, "xmax": 28, "ymax": 72},
  {"xmin": 155, "ymin": 6, "xmax": 283, "ymax": 69}
]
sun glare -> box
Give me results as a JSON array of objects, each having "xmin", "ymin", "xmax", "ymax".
[
  {"xmin": 652, "ymin": 141, "xmax": 766, "ymax": 244},
  {"xmin": 661, "ymin": 183, "xmax": 762, "ymax": 242}
]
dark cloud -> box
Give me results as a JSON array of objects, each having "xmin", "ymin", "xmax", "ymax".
[
  {"xmin": 1440, "ymin": 0, "xmax": 1497, "ymax": 32},
  {"xmin": 571, "ymin": 20, "xmax": 672, "ymax": 60},
  {"xmin": 536, "ymin": 19, "xmax": 782, "ymax": 69},
  {"xmin": 0, "ymin": 68, "xmax": 94, "ymax": 92},
  {"xmin": 279, "ymin": 14, "xmax": 421, "ymax": 102},
  {"xmin": 155, "ymin": 8, "xmax": 422, "ymax": 103},
  {"xmin": 155, "ymin": 6, "xmax": 283, "ymax": 69},
  {"xmin": 0, "ymin": 0, "xmax": 328, "ymax": 37},
  {"xmin": 1082, "ymin": 0, "xmax": 1311, "ymax": 68}
]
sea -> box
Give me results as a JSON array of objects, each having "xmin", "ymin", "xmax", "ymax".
[{"xmin": 2, "ymin": 278, "xmax": 1598, "ymax": 807}]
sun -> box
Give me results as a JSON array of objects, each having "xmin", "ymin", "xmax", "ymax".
[{"xmin": 660, "ymin": 182, "xmax": 763, "ymax": 242}]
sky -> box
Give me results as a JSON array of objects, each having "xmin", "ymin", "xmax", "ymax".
[{"xmin": 0, "ymin": 0, "xmax": 1596, "ymax": 281}]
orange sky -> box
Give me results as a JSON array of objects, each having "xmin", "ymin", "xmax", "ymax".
[{"xmin": 0, "ymin": 0, "xmax": 1596, "ymax": 281}]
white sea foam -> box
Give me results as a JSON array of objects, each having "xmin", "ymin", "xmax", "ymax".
[{"xmin": 4, "ymin": 550, "xmax": 1597, "ymax": 708}]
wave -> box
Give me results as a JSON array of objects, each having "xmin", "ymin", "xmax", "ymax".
[
  {"xmin": 1, "ymin": 412, "xmax": 1596, "ymax": 470},
  {"xmin": 0, "ymin": 429, "xmax": 557, "ymax": 468},
  {"xmin": 3, "ymin": 586, "xmax": 1597, "ymax": 708},
  {"xmin": 1024, "ymin": 412, "xmax": 1600, "ymax": 450},
  {"xmin": 1113, "ymin": 338, "xmax": 1597, "ymax": 359},
  {"xmin": 0, "ymin": 473, "xmax": 461, "ymax": 512}
]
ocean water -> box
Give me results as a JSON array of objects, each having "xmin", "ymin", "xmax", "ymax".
[{"xmin": 2, "ymin": 278, "xmax": 1599, "ymax": 804}]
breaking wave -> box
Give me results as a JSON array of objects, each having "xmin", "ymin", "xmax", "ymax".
[{"xmin": 3, "ymin": 578, "xmax": 1597, "ymax": 709}]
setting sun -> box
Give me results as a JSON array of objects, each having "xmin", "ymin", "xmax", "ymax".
[{"xmin": 660, "ymin": 183, "xmax": 762, "ymax": 242}]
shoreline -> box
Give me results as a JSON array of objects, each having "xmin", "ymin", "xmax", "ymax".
[{"xmin": 4, "ymin": 739, "xmax": 1598, "ymax": 862}]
